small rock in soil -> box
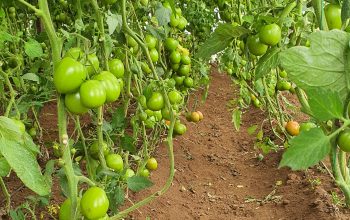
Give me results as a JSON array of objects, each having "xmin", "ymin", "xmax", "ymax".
[{"xmin": 282, "ymin": 199, "xmax": 290, "ymax": 205}]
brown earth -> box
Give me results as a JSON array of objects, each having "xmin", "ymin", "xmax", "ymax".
[{"xmin": 1, "ymin": 70, "xmax": 350, "ymax": 220}]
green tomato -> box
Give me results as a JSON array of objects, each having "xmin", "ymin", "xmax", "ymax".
[
  {"xmin": 277, "ymin": 81, "xmax": 291, "ymax": 91},
  {"xmin": 64, "ymin": 47, "xmax": 83, "ymax": 60},
  {"xmin": 85, "ymin": 53, "xmax": 99, "ymax": 75},
  {"xmin": 140, "ymin": 168, "xmax": 150, "ymax": 177},
  {"xmin": 247, "ymin": 35, "xmax": 268, "ymax": 56},
  {"xmin": 337, "ymin": 129, "xmax": 350, "ymax": 152},
  {"xmin": 173, "ymin": 75, "xmax": 185, "ymax": 86},
  {"xmin": 80, "ymin": 187, "xmax": 109, "ymax": 220},
  {"xmin": 178, "ymin": 65, "xmax": 191, "ymax": 76},
  {"xmin": 54, "ymin": 57, "xmax": 87, "ymax": 94},
  {"xmin": 175, "ymin": 8, "xmax": 182, "ymax": 16},
  {"xmin": 89, "ymin": 141, "xmax": 110, "ymax": 160},
  {"xmin": 141, "ymin": 62, "xmax": 152, "ymax": 74},
  {"xmin": 161, "ymin": 107, "xmax": 172, "ymax": 120},
  {"xmin": 299, "ymin": 122, "xmax": 317, "ymax": 132},
  {"xmin": 28, "ymin": 127, "xmax": 37, "ymax": 137},
  {"xmin": 126, "ymin": 35, "xmax": 138, "ymax": 47},
  {"xmin": 171, "ymin": 63, "xmax": 180, "ymax": 71},
  {"xmin": 259, "ymin": 23, "xmax": 281, "ymax": 46},
  {"xmin": 108, "ymin": 59, "xmax": 125, "ymax": 79},
  {"xmin": 80, "ymin": 80, "xmax": 106, "ymax": 108},
  {"xmin": 59, "ymin": 199, "xmax": 71, "ymax": 220},
  {"xmin": 139, "ymin": 111, "xmax": 148, "ymax": 121},
  {"xmin": 106, "ymin": 154, "xmax": 123, "ymax": 172},
  {"xmin": 124, "ymin": 168, "xmax": 135, "ymax": 179},
  {"xmin": 147, "ymin": 92, "xmax": 165, "ymax": 111},
  {"xmin": 181, "ymin": 54, "xmax": 191, "ymax": 65},
  {"xmin": 177, "ymin": 16, "xmax": 187, "ymax": 30},
  {"xmin": 169, "ymin": 51, "xmax": 182, "ymax": 64},
  {"xmin": 139, "ymin": 95, "xmax": 148, "ymax": 109},
  {"xmin": 168, "ymin": 90, "xmax": 182, "ymax": 104},
  {"xmin": 145, "ymin": 34, "xmax": 157, "ymax": 49},
  {"xmin": 174, "ymin": 122, "xmax": 187, "ymax": 135},
  {"xmin": 140, "ymin": 0, "xmax": 148, "ymax": 6},
  {"xmin": 146, "ymin": 157, "xmax": 158, "ymax": 171},
  {"xmin": 169, "ymin": 14, "xmax": 180, "ymax": 27},
  {"xmin": 149, "ymin": 48, "xmax": 159, "ymax": 63},
  {"xmin": 93, "ymin": 71, "xmax": 121, "ymax": 103},
  {"xmin": 165, "ymin": 38, "xmax": 179, "ymax": 51},
  {"xmin": 279, "ymin": 70, "xmax": 287, "ymax": 78},
  {"xmin": 252, "ymin": 99, "xmax": 261, "ymax": 108},
  {"xmin": 65, "ymin": 92, "xmax": 89, "ymax": 115},
  {"xmin": 325, "ymin": 4, "xmax": 342, "ymax": 30},
  {"xmin": 184, "ymin": 77, "xmax": 194, "ymax": 88},
  {"xmin": 145, "ymin": 109, "xmax": 154, "ymax": 117}
]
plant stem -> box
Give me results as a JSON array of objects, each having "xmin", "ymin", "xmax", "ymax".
[
  {"xmin": 0, "ymin": 177, "xmax": 10, "ymax": 213},
  {"xmin": 97, "ymin": 107, "xmax": 108, "ymax": 169},
  {"xmin": 312, "ymin": 0, "xmax": 328, "ymax": 31},
  {"xmin": 0, "ymin": 70, "xmax": 19, "ymax": 118},
  {"xmin": 277, "ymin": 1, "xmax": 297, "ymax": 26}
]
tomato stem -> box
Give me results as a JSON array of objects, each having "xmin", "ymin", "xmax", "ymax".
[{"xmin": 0, "ymin": 177, "xmax": 10, "ymax": 213}]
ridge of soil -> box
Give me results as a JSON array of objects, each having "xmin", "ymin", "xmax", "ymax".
[
  {"xmin": 1, "ymin": 69, "xmax": 349, "ymax": 220},
  {"xmin": 127, "ymin": 70, "xmax": 349, "ymax": 220}
]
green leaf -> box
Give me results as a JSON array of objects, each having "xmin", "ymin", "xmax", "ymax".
[
  {"xmin": 247, "ymin": 125, "xmax": 258, "ymax": 135},
  {"xmin": 106, "ymin": 11, "xmax": 122, "ymax": 35},
  {"xmin": 127, "ymin": 176, "xmax": 153, "ymax": 192},
  {"xmin": 306, "ymin": 88, "xmax": 344, "ymax": 121},
  {"xmin": 146, "ymin": 25, "xmax": 166, "ymax": 41},
  {"xmin": 255, "ymin": 47, "xmax": 280, "ymax": 80},
  {"xmin": 0, "ymin": 117, "xmax": 49, "ymax": 195},
  {"xmin": 345, "ymin": 43, "xmax": 350, "ymax": 90},
  {"xmin": 108, "ymin": 186, "xmax": 125, "ymax": 213},
  {"xmin": 342, "ymin": 0, "xmax": 350, "ymax": 25},
  {"xmin": 0, "ymin": 31, "xmax": 14, "ymax": 42},
  {"xmin": 44, "ymin": 160, "xmax": 55, "ymax": 190},
  {"xmin": 121, "ymin": 135, "xmax": 136, "ymax": 153},
  {"xmin": 232, "ymin": 109, "xmax": 241, "ymax": 131},
  {"xmin": 155, "ymin": 3, "xmax": 171, "ymax": 26},
  {"xmin": 22, "ymin": 73, "xmax": 40, "ymax": 83},
  {"xmin": 279, "ymin": 128, "xmax": 330, "ymax": 170},
  {"xmin": 0, "ymin": 157, "xmax": 10, "ymax": 177},
  {"xmin": 279, "ymin": 30, "xmax": 350, "ymax": 102},
  {"xmin": 112, "ymin": 107, "xmax": 125, "ymax": 132},
  {"xmin": 25, "ymin": 39, "xmax": 43, "ymax": 58},
  {"xmin": 196, "ymin": 24, "xmax": 250, "ymax": 60}
]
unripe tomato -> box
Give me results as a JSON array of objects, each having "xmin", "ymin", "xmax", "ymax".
[
  {"xmin": 80, "ymin": 187, "xmax": 109, "ymax": 220},
  {"xmin": 146, "ymin": 157, "xmax": 158, "ymax": 171},
  {"xmin": 173, "ymin": 75, "xmax": 185, "ymax": 86},
  {"xmin": 65, "ymin": 92, "xmax": 89, "ymax": 115},
  {"xmin": 247, "ymin": 35, "xmax": 268, "ymax": 56},
  {"xmin": 169, "ymin": 51, "xmax": 182, "ymax": 64},
  {"xmin": 86, "ymin": 53, "xmax": 100, "ymax": 75},
  {"xmin": 174, "ymin": 122, "xmax": 187, "ymax": 135},
  {"xmin": 145, "ymin": 34, "xmax": 157, "ymax": 49},
  {"xmin": 126, "ymin": 35, "xmax": 138, "ymax": 47},
  {"xmin": 154, "ymin": 110, "xmax": 163, "ymax": 121},
  {"xmin": 161, "ymin": 107, "xmax": 173, "ymax": 120},
  {"xmin": 197, "ymin": 111, "xmax": 204, "ymax": 121},
  {"xmin": 139, "ymin": 112, "xmax": 148, "ymax": 121},
  {"xmin": 169, "ymin": 14, "xmax": 180, "ymax": 27},
  {"xmin": 59, "ymin": 198, "xmax": 71, "ymax": 220},
  {"xmin": 139, "ymin": 95, "xmax": 148, "ymax": 109},
  {"xmin": 149, "ymin": 48, "xmax": 159, "ymax": 63},
  {"xmin": 28, "ymin": 127, "xmax": 37, "ymax": 137},
  {"xmin": 191, "ymin": 112, "xmax": 200, "ymax": 122},
  {"xmin": 80, "ymin": 80, "xmax": 106, "ymax": 108},
  {"xmin": 147, "ymin": 92, "xmax": 164, "ymax": 111},
  {"xmin": 89, "ymin": 141, "xmax": 110, "ymax": 160},
  {"xmin": 108, "ymin": 59, "xmax": 125, "ymax": 79},
  {"xmin": 177, "ymin": 16, "xmax": 188, "ymax": 30},
  {"xmin": 54, "ymin": 57, "xmax": 87, "ymax": 94},
  {"xmin": 277, "ymin": 81, "xmax": 292, "ymax": 91},
  {"xmin": 106, "ymin": 154, "xmax": 123, "ymax": 172},
  {"xmin": 279, "ymin": 70, "xmax": 288, "ymax": 78},
  {"xmin": 140, "ymin": 168, "xmax": 150, "ymax": 177},
  {"xmin": 325, "ymin": 4, "xmax": 342, "ymax": 30},
  {"xmin": 178, "ymin": 65, "xmax": 190, "ymax": 76},
  {"xmin": 175, "ymin": 8, "xmax": 182, "ymax": 15},
  {"xmin": 165, "ymin": 38, "xmax": 179, "ymax": 51},
  {"xmin": 141, "ymin": 62, "xmax": 152, "ymax": 74},
  {"xmin": 259, "ymin": 23, "xmax": 281, "ymax": 46},
  {"xmin": 140, "ymin": 0, "xmax": 148, "ymax": 6},
  {"xmin": 300, "ymin": 122, "xmax": 316, "ymax": 132},
  {"xmin": 93, "ymin": 71, "xmax": 121, "ymax": 103},
  {"xmin": 168, "ymin": 90, "xmax": 182, "ymax": 104},
  {"xmin": 181, "ymin": 54, "xmax": 191, "ymax": 65},
  {"xmin": 285, "ymin": 121, "xmax": 300, "ymax": 136},
  {"xmin": 171, "ymin": 63, "xmax": 180, "ymax": 71},
  {"xmin": 184, "ymin": 77, "xmax": 194, "ymax": 88},
  {"xmin": 65, "ymin": 47, "xmax": 83, "ymax": 60},
  {"xmin": 253, "ymin": 99, "xmax": 261, "ymax": 108},
  {"xmin": 124, "ymin": 168, "xmax": 135, "ymax": 179},
  {"xmin": 337, "ymin": 130, "xmax": 350, "ymax": 152}
]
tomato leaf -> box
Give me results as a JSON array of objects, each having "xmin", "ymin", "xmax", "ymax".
[
  {"xmin": 0, "ymin": 157, "xmax": 10, "ymax": 177},
  {"xmin": 232, "ymin": 109, "xmax": 241, "ymax": 131},
  {"xmin": 108, "ymin": 186, "xmax": 124, "ymax": 213},
  {"xmin": 0, "ymin": 117, "xmax": 50, "ymax": 196},
  {"xmin": 279, "ymin": 128, "xmax": 330, "ymax": 170},
  {"xmin": 127, "ymin": 176, "xmax": 153, "ymax": 192},
  {"xmin": 306, "ymin": 88, "xmax": 344, "ymax": 121},
  {"xmin": 24, "ymin": 39, "xmax": 43, "ymax": 59},
  {"xmin": 196, "ymin": 24, "xmax": 250, "ymax": 60},
  {"xmin": 344, "ymin": 43, "xmax": 350, "ymax": 90},
  {"xmin": 22, "ymin": 73, "xmax": 40, "ymax": 83},
  {"xmin": 121, "ymin": 135, "xmax": 136, "ymax": 153},
  {"xmin": 255, "ymin": 47, "xmax": 281, "ymax": 80},
  {"xmin": 111, "ymin": 107, "xmax": 126, "ymax": 132},
  {"xmin": 106, "ymin": 11, "xmax": 122, "ymax": 35},
  {"xmin": 341, "ymin": 0, "xmax": 350, "ymax": 25},
  {"xmin": 280, "ymin": 30, "xmax": 350, "ymax": 102},
  {"xmin": 155, "ymin": 3, "xmax": 171, "ymax": 26}
]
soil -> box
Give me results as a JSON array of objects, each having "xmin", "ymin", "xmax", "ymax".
[{"xmin": 1, "ymin": 69, "xmax": 350, "ymax": 220}]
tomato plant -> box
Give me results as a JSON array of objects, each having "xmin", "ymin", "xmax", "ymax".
[{"xmin": 80, "ymin": 187, "xmax": 109, "ymax": 220}]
